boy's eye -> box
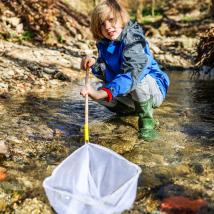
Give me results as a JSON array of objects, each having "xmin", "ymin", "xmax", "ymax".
[
  {"xmin": 101, "ymin": 21, "xmax": 105, "ymax": 26},
  {"xmin": 109, "ymin": 18, "xmax": 114, "ymax": 23}
]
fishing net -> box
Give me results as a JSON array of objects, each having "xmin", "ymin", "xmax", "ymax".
[{"xmin": 43, "ymin": 143, "xmax": 141, "ymax": 214}]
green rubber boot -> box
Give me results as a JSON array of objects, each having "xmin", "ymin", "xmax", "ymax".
[{"xmin": 135, "ymin": 98, "xmax": 159, "ymax": 141}]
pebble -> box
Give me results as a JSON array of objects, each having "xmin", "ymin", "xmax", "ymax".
[
  {"xmin": 0, "ymin": 171, "xmax": 7, "ymax": 181},
  {"xmin": 189, "ymin": 162, "xmax": 204, "ymax": 175},
  {"xmin": 0, "ymin": 141, "xmax": 8, "ymax": 154}
]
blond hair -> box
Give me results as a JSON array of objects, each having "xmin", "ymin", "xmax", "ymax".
[{"xmin": 90, "ymin": 0, "xmax": 130, "ymax": 41}]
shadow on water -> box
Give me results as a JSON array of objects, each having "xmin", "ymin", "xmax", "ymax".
[{"xmin": 0, "ymin": 81, "xmax": 112, "ymax": 144}]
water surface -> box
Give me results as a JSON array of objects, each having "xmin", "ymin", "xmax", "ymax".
[{"xmin": 0, "ymin": 72, "xmax": 213, "ymax": 213}]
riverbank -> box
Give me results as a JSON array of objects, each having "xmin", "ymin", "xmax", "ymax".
[{"xmin": 0, "ymin": 32, "xmax": 199, "ymax": 99}]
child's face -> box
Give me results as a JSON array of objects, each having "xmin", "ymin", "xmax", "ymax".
[{"xmin": 101, "ymin": 7, "xmax": 123, "ymax": 41}]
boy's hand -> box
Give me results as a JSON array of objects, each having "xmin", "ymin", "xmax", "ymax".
[
  {"xmin": 81, "ymin": 57, "xmax": 96, "ymax": 70},
  {"xmin": 80, "ymin": 85, "xmax": 108, "ymax": 100}
]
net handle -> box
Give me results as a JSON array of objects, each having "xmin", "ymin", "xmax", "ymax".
[{"xmin": 84, "ymin": 68, "xmax": 90, "ymax": 143}]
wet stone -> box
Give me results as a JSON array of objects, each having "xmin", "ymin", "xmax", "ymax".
[
  {"xmin": 0, "ymin": 198, "xmax": 7, "ymax": 212},
  {"xmin": 189, "ymin": 162, "xmax": 204, "ymax": 175},
  {"xmin": 155, "ymin": 184, "xmax": 186, "ymax": 199},
  {"xmin": 0, "ymin": 140, "xmax": 8, "ymax": 155},
  {"xmin": 13, "ymin": 198, "xmax": 53, "ymax": 214}
]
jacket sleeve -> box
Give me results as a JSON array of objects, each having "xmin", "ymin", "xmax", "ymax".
[
  {"xmin": 105, "ymin": 42, "xmax": 149, "ymax": 97},
  {"xmin": 104, "ymin": 72, "xmax": 133, "ymax": 97},
  {"xmin": 121, "ymin": 41, "xmax": 149, "ymax": 88}
]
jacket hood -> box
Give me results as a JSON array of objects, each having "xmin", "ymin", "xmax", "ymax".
[
  {"xmin": 98, "ymin": 21, "xmax": 144, "ymax": 45},
  {"xmin": 116, "ymin": 21, "xmax": 144, "ymax": 41}
]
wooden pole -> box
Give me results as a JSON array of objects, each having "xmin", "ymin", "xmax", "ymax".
[{"xmin": 84, "ymin": 68, "xmax": 89, "ymax": 143}]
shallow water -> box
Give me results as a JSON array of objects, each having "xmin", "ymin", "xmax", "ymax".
[{"xmin": 0, "ymin": 72, "xmax": 213, "ymax": 213}]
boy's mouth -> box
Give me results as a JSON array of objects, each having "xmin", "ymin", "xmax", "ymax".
[{"xmin": 108, "ymin": 31, "xmax": 115, "ymax": 37}]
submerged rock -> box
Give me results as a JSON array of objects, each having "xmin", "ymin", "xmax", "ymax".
[
  {"xmin": 13, "ymin": 198, "xmax": 53, "ymax": 214},
  {"xmin": 160, "ymin": 196, "xmax": 208, "ymax": 214}
]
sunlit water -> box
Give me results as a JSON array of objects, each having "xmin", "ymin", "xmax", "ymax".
[{"xmin": 0, "ymin": 72, "xmax": 213, "ymax": 213}]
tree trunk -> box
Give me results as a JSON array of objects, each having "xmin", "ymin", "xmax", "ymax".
[
  {"xmin": 94, "ymin": 0, "xmax": 99, "ymax": 6},
  {"xmin": 211, "ymin": 0, "xmax": 214, "ymax": 17},
  {"xmin": 136, "ymin": 0, "xmax": 144, "ymax": 23},
  {"xmin": 152, "ymin": 0, "xmax": 156, "ymax": 17}
]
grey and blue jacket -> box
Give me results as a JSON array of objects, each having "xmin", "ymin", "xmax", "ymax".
[{"xmin": 91, "ymin": 21, "xmax": 170, "ymax": 100}]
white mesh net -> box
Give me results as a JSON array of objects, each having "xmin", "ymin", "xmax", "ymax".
[{"xmin": 43, "ymin": 143, "xmax": 141, "ymax": 214}]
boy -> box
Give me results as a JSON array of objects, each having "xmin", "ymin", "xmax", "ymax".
[{"xmin": 80, "ymin": 0, "xmax": 170, "ymax": 141}]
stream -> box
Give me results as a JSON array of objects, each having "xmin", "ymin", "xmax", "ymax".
[{"xmin": 0, "ymin": 71, "xmax": 213, "ymax": 213}]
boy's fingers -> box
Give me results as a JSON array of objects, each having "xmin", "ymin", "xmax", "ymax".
[
  {"xmin": 80, "ymin": 87, "xmax": 88, "ymax": 96},
  {"xmin": 80, "ymin": 91, "xmax": 85, "ymax": 97},
  {"xmin": 86, "ymin": 60, "xmax": 93, "ymax": 69},
  {"xmin": 85, "ymin": 61, "xmax": 89, "ymax": 69},
  {"xmin": 83, "ymin": 61, "xmax": 87, "ymax": 70},
  {"xmin": 81, "ymin": 57, "xmax": 94, "ymax": 70},
  {"xmin": 88, "ymin": 60, "xmax": 94, "ymax": 67}
]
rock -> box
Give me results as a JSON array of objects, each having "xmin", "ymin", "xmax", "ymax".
[
  {"xmin": 75, "ymin": 42, "xmax": 90, "ymax": 50},
  {"xmin": 7, "ymin": 136, "xmax": 22, "ymax": 144},
  {"xmin": 54, "ymin": 71, "xmax": 71, "ymax": 81},
  {"xmin": 174, "ymin": 164, "xmax": 190, "ymax": 175},
  {"xmin": 1, "ymin": 70, "xmax": 15, "ymax": 79},
  {"xmin": 156, "ymin": 184, "xmax": 185, "ymax": 199},
  {"xmin": 16, "ymin": 23, "xmax": 24, "ymax": 33},
  {"xmin": 0, "ymin": 198, "xmax": 7, "ymax": 212},
  {"xmin": 7, "ymin": 17, "xmax": 21, "ymax": 27},
  {"xmin": 49, "ymin": 79, "xmax": 59, "ymax": 85},
  {"xmin": 0, "ymin": 83, "xmax": 8, "ymax": 89},
  {"xmin": 0, "ymin": 167, "xmax": 6, "ymax": 173},
  {"xmin": 160, "ymin": 196, "xmax": 208, "ymax": 214},
  {"xmin": 43, "ymin": 67, "xmax": 57, "ymax": 74},
  {"xmin": 189, "ymin": 162, "xmax": 204, "ymax": 175},
  {"xmin": 159, "ymin": 23, "xmax": 170, "ymax": 36},
  {"xmin": 0, "ymin": 141, "xmax": 8, "ymax": 155},
  {"xmin": 0, "ymin": 171, "xmax": 7, "ymax": 181},
  {"xmin": 0, "ymin": 92, "xmax": 10, "ymax": 99},
  {"xmin": 13, "ymin": 198, "xmax": 53, "ymax": 214},
  {"xmin": 150, "ymin": 43, "xmax": 162, "ymax": 55}
]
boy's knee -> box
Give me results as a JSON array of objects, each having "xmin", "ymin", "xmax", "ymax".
[
  {"xmin": 91, "ymin": 81, "xmax": 105, "ymax": 90},
  {"xmin": 105, "ymin": 100, "xmax": 135, "ymax": 116}
]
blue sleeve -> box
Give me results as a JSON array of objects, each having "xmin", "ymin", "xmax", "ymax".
[{"xmin": 105, "ymin": 72, "xmax": 133, "ymax": 97}]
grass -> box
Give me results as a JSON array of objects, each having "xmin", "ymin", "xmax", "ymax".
[
  {"xmin": 6, "ymin": 30, "xmax": 34, "ymax": 42},
  {"xmin": 181, "ymin": 16, "xmax": 194, "ymax": 23},
  {"xmin": 130, "ymin": 6, "xmax": 163, "ymax": 25},
  {"xmin": 57, "ymin": 35, "xmax": 65, "ymax": 43},
  {"xmin": 20, "ymin": 31, "xmax": 34, "ymax": 41},
  {"xmin": 142, "ymin": 7, "xmax": 162, "ymax": 17},
  {"xmin": 141, "ymin": 15, "xmax": 162, "ymax": 25}
]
